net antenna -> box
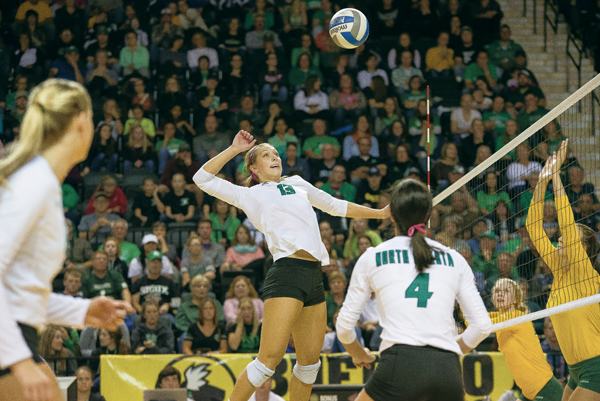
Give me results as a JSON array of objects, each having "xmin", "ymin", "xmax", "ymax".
[
  {"xmin": 427, "ymin": 85, "xmax": 431, "ymax": 238},
  {"xmin": 437, "ymin": 73, "xmax": 600, "ymax": 332}
]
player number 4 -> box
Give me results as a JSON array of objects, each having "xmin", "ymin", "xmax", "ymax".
[
  {"xmin": 277, "ymin": 184, "xmax": 296, "ymax": 196},
  {"xmin": 405, "ymin": 273, "xmax": 433, "ymax": 308}
]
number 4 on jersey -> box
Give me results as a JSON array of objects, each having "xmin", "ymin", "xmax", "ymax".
[
  {"xmin": 277, "ymin": 184, "xmax": 296, "ymax": 196},
  {"xmin": 405, "ymin": 273, "xmax": 433, "ymax": 308}
]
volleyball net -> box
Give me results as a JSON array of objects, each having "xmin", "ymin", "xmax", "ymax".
[{"xmin": 430, "ymin": 74, "xmax": 600, "ymax": 332}]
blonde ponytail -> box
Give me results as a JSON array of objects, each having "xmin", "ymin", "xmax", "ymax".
[{"xmin": 0, "ymin": 79, "xmax": 92, "ymax": 186}]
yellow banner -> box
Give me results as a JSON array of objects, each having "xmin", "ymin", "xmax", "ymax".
[{"xmin": 101, "ymin": 352, "xmax": 515, "ymax": 401}]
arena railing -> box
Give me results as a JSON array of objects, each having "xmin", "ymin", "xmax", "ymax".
[
  {"xmin": 566, "ymin": 25, "xmax": 584, "ymax": 93},
  {"xmin": 543, "ymin": 0, "xmax": 560, "ymax": 71}
]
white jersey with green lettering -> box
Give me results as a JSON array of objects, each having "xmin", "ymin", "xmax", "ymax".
[
  {"xmin": 336, "ymin": 236, "xmax": 491, "ymax": 355},
  {"xmin": 194, "ymin": 167, "xmax": 348, "ymax": 265}
]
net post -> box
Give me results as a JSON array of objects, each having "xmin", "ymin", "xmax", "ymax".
[{"xmin": 426, "ymin": 85, "xmax": 431, "ymax": 238}]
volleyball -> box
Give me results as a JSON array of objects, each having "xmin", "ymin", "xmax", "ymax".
[{"xmin": 329, "ymin": 8, "xmax": 370, "ymax": 49}]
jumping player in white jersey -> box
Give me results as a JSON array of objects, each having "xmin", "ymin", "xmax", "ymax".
[
  {"xmin": 193, "ymin": 131, "xmax": 389, "ymax": 401},
  {"xmin": 0, "ymin": 79, "xmax": 132, "ymax": 401},
  {"xmin": 336, "ymin": 179, "xmax": 492, "ymax": 401}
]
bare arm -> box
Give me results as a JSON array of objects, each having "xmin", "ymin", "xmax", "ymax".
[
  {"xmin": 202, "ymin": 131, "xmax": 255, "ymax": 175},
  {"xmin": 218, "ymin": 338, "xmax": 228, "ymax": 354},
  {"xmin": 121, "ymin": 289, "xmax": 131, "ymax": 305},
  {"xmin": 181, "ymin": 272, "xmax": 190, "ymax": 287},
  {"xmin": 228, "ymin": 323, "xmax": 244, "ymax": 351},
  {"xmin": 346, "ymin": 203, "xmax": 389, "ymax": 220},
  {"xmin": 132, "ymin": 293, "xmax": 142, "ymax": 313},
  {"xmin": 182, "ymin": 340, "xmax": 194, "ymax": 355}
]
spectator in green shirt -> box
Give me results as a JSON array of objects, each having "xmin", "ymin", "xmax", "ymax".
[
  {"xmin": 120, "ymin": 30, "xmax": 150, "ymax": 78},
  {"xmin": 515, "ymin": 90, "xmax": 548, "ymax": 132},
  {"xmin": 471, "ymin": 231, "xmax": 500, "ymax": 279},
  {"xmin": 320, "ymin": 165, "xmax": 356, "ymax": 203},
  {"xmin": 267, "ymin": 116, "xmax": 300, "ymax": 158},
  {"xmin": 63, "ymin": 183, "xmax": 80, "ymax": 226},
  {"xmin": 343, "ymin": 217, "xmax": 383, "ymax": 260},
  {"xmin": 288, "ymin": 52, "xmax": 323, "ymax": 91},
  {"xmin": 477, "ymin": 170, "xmax": 512, "ymax": 214},
  {"xmin": 484, "ymin": 252, "xmax": 520, "ymax": 294},
  {"xmin": 156, "ymin": 122, "xmax": 186, "ymax": 174},
  {"xmin": 518, "ymin": 170, "xmax": 552, "ymax": 214},
  {"xmin": 302, "ymin": 118, "xmax": 341, "ymax": 159},
  {"xmin": 209, "ymin": 198, "xmax": 241, "ymax": 246},
  {"xmin": 483, "ymin": 95, "xmax": 513, "ymax": 138},
  {"xmin": 176, "ymin": 275, "xmax": 225, "ymax": 332},
  {"xmin": 495, "ymin": 119, "xmax": 519, "ymax": 161},
  {"xmin": 506, "ymin": 70, "xmax": 546, "ymax": 115},
  {"xmin": 62, "ymin": 183, "xmax": 79, "ymax": 213},
  {"xmin": 99, "ymin": 219, "xmax": 141, "ymax": 266},
  {"xmin": 81, "ymin": 250, "xmax": 131, "ymax": 302},
  {"xmin": 124, "ymin": 104, "xmax": 156, "ymax": 138},
  {"xmin": 463, "ymin": 50, "xmax": 498, "ymax": 91},
  {"xmin": 487, "ymin": 25, "xmax": 524, "ymax": 71},
  {"xmin": 401, "ymin": 75, "xmax": 427, "ymax": 118}
]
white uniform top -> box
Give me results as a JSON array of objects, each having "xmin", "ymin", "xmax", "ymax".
[
  {"xmin": 0, "ymin": 156, "xmax": 91, "ymax": 369},
  {"xmin": 194, "ymin": 168, "xmax": 348, "ymax": 264},
  {"xmin": 336, "ymin": 236, "xmax": 491, "ymax": 355}
]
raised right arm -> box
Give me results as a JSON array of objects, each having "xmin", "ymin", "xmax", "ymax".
[{"xmin": 193, "ymin": 131, "xmax": 255, "ymax": 209}]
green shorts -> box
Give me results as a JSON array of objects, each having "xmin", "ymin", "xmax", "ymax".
[
  {"xmin": 567, "ymin": 354, "xmax": 600, "ymax": 394},
  {"xmin": 262, "ymin": 257, "xmax": 325, "ymax": 307},
  {"xmin": 519, "ymin": 376, "xmax": 563, "ymax": 401}
]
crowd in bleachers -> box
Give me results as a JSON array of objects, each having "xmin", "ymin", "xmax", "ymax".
[{"xmin": 1, "ymin": 0, "xmax": 599, "ymax": 394}]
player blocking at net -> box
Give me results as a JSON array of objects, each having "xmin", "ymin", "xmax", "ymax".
[
  {"xmin": 336, "ymin": 179, "xmax": 492, "ymax": 401},
  {"xmin": 527, "ymin": 139, "xmax": 600, "ymax": 401},
  {"xmin": 193, "ymin": 130, "xmax": 389, "ymax": 401}
]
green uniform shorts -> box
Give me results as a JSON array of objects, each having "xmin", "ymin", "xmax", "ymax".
[
  {"xmin": 519, "ymin": 376, "xmax": 563, "ymax": 401},
  {"xmin": 567, "ymin": 354, "xmax": 600, "ymax": 394}
]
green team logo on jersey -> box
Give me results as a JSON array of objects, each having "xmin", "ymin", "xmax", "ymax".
[{"xmin": 277, "ymin": 184, "xmax": 296, "ymax": 196}]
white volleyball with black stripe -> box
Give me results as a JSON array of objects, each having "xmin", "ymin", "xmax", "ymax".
[{"xmin": 329, "ymin": 8, "xmax": 369, "ymax": 49}]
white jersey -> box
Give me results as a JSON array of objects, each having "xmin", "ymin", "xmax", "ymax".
[
  {"xmin": 194, "ymin": 168, "xmax": 348, "ymax": 264},
  {"xmin": 336, "ymin": 236, "xmax": 491, "ymax": 355},
  {"xmin": 0, "ymin": 156, "xmax": 91, "ymax": 369}
]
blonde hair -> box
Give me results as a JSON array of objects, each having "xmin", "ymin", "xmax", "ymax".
[
  {"xmin": 238, "ymin": 297, "xmax": 260, "ymax": 337},
  {"xmin": 186, "ymin": 232, "xmax": 201, "ymax": 248},
  {"xmin": 95, "ymin": 175, "xmax": 117, "ymax": 193},
  {"xmin": 244, "ymin": 143, "xmax": 274, "ymax": 187},
  {"xmin": 127, "ymin": 123, "xmax": 152, "ymax": 153},
  {"xmin": 493, "ymin": 278, "xmax": 527, "ymax": 313},
  {"xmin": 0, "ymin": 79, "xmax": 92, "ymax": 185},
  {"xmin": 190, "ymin": 274, "xmax": 211, "ymax": 288},
  {"xmin": 329, "ymin": 271, "xmax": 347, "ymax": 286},
  {"xmin": 39, "ymin": 325, "xmax": 70, "ymax": 373}
]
